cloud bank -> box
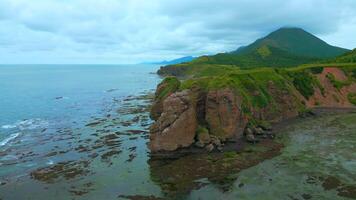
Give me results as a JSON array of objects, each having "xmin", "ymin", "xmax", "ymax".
[{"xmin": 0, "ymin": 0, "xmax": 355, "ymax": 64}]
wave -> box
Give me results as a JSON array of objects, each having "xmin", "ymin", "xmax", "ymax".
[
  {"xmin": 1, "ymin": 124, "xmax": 17, "ymax": 129},
  {"xmin": 0, "ymin": 132, "xmax": 20, "ymax": 147},
  {"xmin": 1, "ymin": 118, "xmax": 49, "ymax": 131}
]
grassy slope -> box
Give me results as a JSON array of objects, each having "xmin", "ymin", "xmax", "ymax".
[
  {"xmin": 322, "ymin": 49, "xmax": 356, "ymax": 64},
  {"xmin": 235, "ymin": 28, "xmax": 349, "ymax": 58},
  {"xmin": 158, "ymin": 65, "xmax": 356, "ymax": 118},
  {"xmin": 158, "ymin": 28, "xmax": 350, "ymax": 75},
  {"xmin": 189, "ymin": 45, "xmax": 319, "ymax": 68}
]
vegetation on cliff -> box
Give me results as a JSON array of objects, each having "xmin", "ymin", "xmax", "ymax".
[
  {"xmin": 158, "ymin": 28, "xmax": 350, "ymax": 76},
  {"xmin": 150, "ymin": 27, "xmax": 356, "ymax": 152},
  {"xmin": 151, "ymin": 65, "xmax": 356, "ymax": 152}
]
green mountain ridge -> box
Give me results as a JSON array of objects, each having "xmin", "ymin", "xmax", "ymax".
[
  {"xmin": 158, "ymin": 27, "xmax": 351, "ymax": 75},
  {"xmin": 324, "ymin": 48, "xmax": 356, "ymax": 63},
  {"xmin": 234, "ymin": 27, "xmax": 349, "ymax": 58}
]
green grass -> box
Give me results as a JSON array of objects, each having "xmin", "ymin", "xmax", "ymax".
[
  {"xmin": 326, "ymin": 73, "xmax": 351, "ymax": 91},
  {"xmin": 348, "ymin": 93, "xmax": 356, "ymax": 105},
  {"xmin": 156, "ymin": 77, "xmax": 180, "ymax": 100},
  {"xmin": 180, "ymin": 67, "xmax": 304, "ymax": 116},
  {"xmin": 289, "ymin": 71, "xmax": 315, "ymax": 99},
  {"xmin": 323, "ymin": 49, "xmax": 356, "ymax": 63}
]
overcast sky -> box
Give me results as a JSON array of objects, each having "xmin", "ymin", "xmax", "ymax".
[{"xmin": 0, "ymin": 0, "xmax": 356, "ymax": 64}]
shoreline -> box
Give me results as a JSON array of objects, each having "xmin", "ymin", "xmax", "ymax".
[{"xmin": 149, "ymin": 106, "xmax": 356, "ymax": 160}]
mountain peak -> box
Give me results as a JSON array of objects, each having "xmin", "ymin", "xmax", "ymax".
[{"xmin": 236, "ymin": 27, "xmax": 349, "ymax": 59}]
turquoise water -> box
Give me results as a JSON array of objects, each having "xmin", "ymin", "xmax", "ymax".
[
  {"xmin": 0, "ymin": 65, "xmax": 355, "ymax": 200},
  {"xmin": 0, "ymin": 64, "xmax": 163, "ymax": 199}
]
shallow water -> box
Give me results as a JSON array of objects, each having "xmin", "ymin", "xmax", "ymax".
[{"xmin": 0, "ymin": 65, "xmax": 355, "ymax": 200}]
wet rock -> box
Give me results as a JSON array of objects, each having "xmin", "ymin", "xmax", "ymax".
[
  {"xmin": 31, "ymin": 160, "xmax": 90, "ymax": 183},
  {"xmin": 244, "ymin": 127, "xmax": 253, "ymax": 136},
  {"xmin": 194, "ymin": 141, "xmax": 205, "ymax": 148},
  {"xmin": 211, "ymin": 136, "xmax": 222, "ymax": 147},
  {"xmin": 253, "ymin": 127, "xmax": 264, "ymax": 135},
  {"xmin": 117, "ymin": 194, "xmax": 165, "ymax": 200},
  {"xmin": 126, "ymin": 153, "xmax": 137, "ymax": 162},
  {"xmin": 101, "ymin": 150, "xmax": 122, "ymax": 160},
  {"xmin": 246, "ymin": 133, "xmax": 257, "ymax": 143},
  {"xmin": 85, "ymin": 121, "xmax": 101, "ymax": 127},
  {"xmin": 205, "ymin": 144, "xmax": 214, "ymax": 152},
  {"xmin": 149, "ymin": 90, "xmax": 197, "ymax": 152}
]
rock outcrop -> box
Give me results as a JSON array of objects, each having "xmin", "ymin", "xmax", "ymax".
[
  {"xmin": 205, "ymin": 89, "xmax": 248, "ymax": 140},
  {"xmin": 149, "ymin": 90, "xmax": 197, "ymax": 152},
  {"xmin": 149, "ymin": 67, "xmax": 356, "ymax": 153}
]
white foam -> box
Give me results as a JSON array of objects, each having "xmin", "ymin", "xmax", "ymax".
[
  {"xmin": 1, "ymin": 124, "xmax": 16, "ymax": 129},
  {"xmin": 17, "ymin": 118, "xmax": 49, "ymax": 130},
  {"xmin": 1, "ymin": 118, "xmax": 49, "ymax": 131},
  {"xmin": 0, "ymin": 132, "xmax": 20, "ymax": 147},
  {"xmin": 47, "ymin": 160, "xmax": 54, "ymax": 165}
]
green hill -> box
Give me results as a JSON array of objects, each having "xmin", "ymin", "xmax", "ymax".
[
  {"xmin": 234, "ymin": 27, "xmax": 349, "ymax": 58},
  {"xmin": 189, "ymin": 44, "xmax": 318, "ymax": 68},
  {"xmin": 324, "ymin": 49, "xmax": 356, "ymax": 63},
  {"xmin": 158, "ymin": 27, "xmax": 350, "ymax": 76}
]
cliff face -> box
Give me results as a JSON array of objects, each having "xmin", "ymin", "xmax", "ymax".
[{"xmin": 149, "ymin": 67, "xmax": 356, "ymax": 152}]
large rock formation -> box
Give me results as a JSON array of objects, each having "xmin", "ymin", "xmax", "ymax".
[
  {"xmin": 205, "ymin": 89, "xmax": 248, "ymax": 140},
  {"xmin": 149, "ymin": 90, "xmax": 197, "ymax": 152},
  {"xmin": 149, "ymin": 67, "xmax": 356, "ymax": 153}
]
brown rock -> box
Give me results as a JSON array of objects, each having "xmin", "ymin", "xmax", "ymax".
[
  {"xmin": 149, "ymin": 90, "xmax": 197, "ymax": 152},
  {"xmin": 205, "ymin": 89, "xmax": 248, "ymax": 140}
]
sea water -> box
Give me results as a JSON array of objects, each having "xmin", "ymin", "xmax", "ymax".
[{"xmin": 0, "ymin": 65, "xmax": 355, "ymax": 200}]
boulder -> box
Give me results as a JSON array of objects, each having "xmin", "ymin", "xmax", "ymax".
[
  {"xmin": 246, "ymin": 133, "xmax": 257, "ymax": 143},
  {"xmin": 205, "ymin": 144, "xmax": 214, "ymax": 152},
  {"xmin": 149, "ymin": 90, "xmax": 197, "ymax": 152}
]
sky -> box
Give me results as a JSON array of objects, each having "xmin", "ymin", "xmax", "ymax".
[{"xmin": 0, "ymin": 0, "xmax": 356, "ymax": 64}]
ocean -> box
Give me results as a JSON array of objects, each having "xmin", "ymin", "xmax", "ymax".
[{"xmin": 0, "ymin": 64, "xmax": 355, "ymax": 200}]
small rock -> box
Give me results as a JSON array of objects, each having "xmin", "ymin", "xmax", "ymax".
[
  {"xmin": 244, "ymin": 127, "xmax": 253, "ymax": 136},
  {"xmin": 211, "ymin": 136, "xmax": 222, "ymax": 147},
  {"xmin": 246, "ymin": 133, "xmax": 256, "ymax": 143},
  {"xmin": 205, "ymin": 144, "xmax": 214, "ymax": 152},
  {"xmin": 194, "ymin": 141, "xmax": 205, "ymax": 148},
  {"xmin": 253, "ymin": 127, "xmax": 264, "ymax": 135}
]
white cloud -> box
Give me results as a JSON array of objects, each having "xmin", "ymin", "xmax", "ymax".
[{"xmin": 0, "ymin": 0, "xmax": 355, "ymax": 64}]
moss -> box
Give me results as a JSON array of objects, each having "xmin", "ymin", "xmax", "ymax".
[
  {"xmin": 257, "ymin": 45, "xmax": 272, "ymax": 58},
  {"xmin": 196, "ymin": 126, "xmax": 209, "ymax": 136},
  {"xmin": 223, "ymin": 151, "xmax": 237, "ymax": 159},
  {"xmin": 178, "ymin": 65, "xmax": 354, "ymax": 126},
  {"xmin": 309, "ymin": 67, "xmax": 324, "ymax": 74},
  {"xmin": 326, "ymin": 73, "xmax": 351, "ymax": 91},
  {"xmin": 347, "ymin": 93, "xmax": 356, "ymax": 105},
  {"xmin": 156, "ymin": 77, "xmax": 180, "ymax": 100},
  {"xmin": 288, "ymin": 71, "xmax": 315, "ymax": 99}
]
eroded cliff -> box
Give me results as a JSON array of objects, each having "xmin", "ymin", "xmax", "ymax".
[{"xmin": 149, "ymin": 66, "xmax": 356, "ymax": 152}]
